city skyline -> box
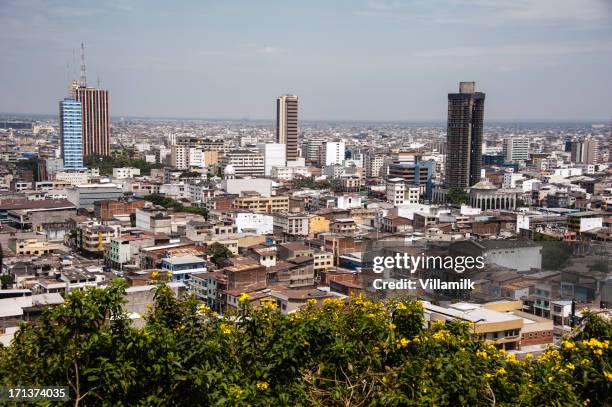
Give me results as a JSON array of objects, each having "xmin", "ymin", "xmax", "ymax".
[{"xmin": 0, "ymin": 0, "xmax": 611, "ymax": 121}]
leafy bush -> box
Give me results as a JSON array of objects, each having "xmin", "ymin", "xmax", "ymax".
[{"xmin": 0, "ymin": 281, "xmax": 610, "ymax": 406}]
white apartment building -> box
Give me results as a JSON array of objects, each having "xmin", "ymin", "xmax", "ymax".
[
  {"xmin": 503, "ymin": 137, "xmax": 530, "ymax": 162},
  {"xmin": 365, "ymin": 153, "xmax": 385, "ymax": 178},
  {"xmin": 171, "ymin": 144, "xmax": 189, "ymax": 170},
  {"xmin": 113, "ymin": 167, "xmax": 141, "ymax": 179},
  {"xmin": 322, "ymin": 141, "xmax": 346, "ymax": 166},
  {"xmin": 220, "ymin": 150, "xmax": 265, "ymax": 177},
  {"xmin": 273, "ymin": 213, "xmax": 309, "ymax": 236},
  {"xmin": 55, "ymin": 171, "xmax": 89, "ymax": 185},
  {"xmin": 386, "ymin": 178, "xmax": 406, "ymax": 206}
]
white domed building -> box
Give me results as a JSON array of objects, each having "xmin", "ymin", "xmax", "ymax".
[
  {"xmin": 223, "ymin": 164, "xmax": 236, "ymax": 180},
  {"xmin": 469, "ymin": 180, "xmax": 518, "ymax": 210}
]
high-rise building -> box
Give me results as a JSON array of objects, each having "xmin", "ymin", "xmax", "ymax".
[
  {"xmin": 59, "ymin": 98, "xmax": 86, "ymax": 172},
  {"xmin": 70, "ymin": 81, "xmax": 110, "ymax": 157},
  {"xmin": 445, "ymin": 82, "xmax": 485, "ymax": 188},
  {"xmin": 570, "ymin": 138, "xmax": 600, "ymax": 164},
  {"xmin": 365, "ymin": 153, "xmax": 385, "ymax": 178},
  {"xmin": 276, "ymin": 95, "xmax": 298, "ymax": 161},
  {"xmin": 322, "ymin": 141, "xmax": 346, "ymax": 166},
  {"xmin": 582, "ymin": 138, "xmax": 600, "ymax": 165},
  {"xmin": 304, "ymin": 138, "xmax": 325, "ymax": 165},
  {"xmin": 502, "ymin": 137, "xmax": 530, "ymax": 162}
]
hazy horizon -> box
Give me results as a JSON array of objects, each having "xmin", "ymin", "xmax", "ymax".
[{"xmin": 1, "ymin": 0, "xmax": 611, "ymax": 121}]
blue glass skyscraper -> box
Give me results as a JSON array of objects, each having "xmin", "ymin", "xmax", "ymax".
[{"xmin": 59, "ymin": 98, "xmax": 86, "ymax": 171}]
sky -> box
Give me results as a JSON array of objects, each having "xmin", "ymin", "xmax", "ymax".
[{"xmin": 0, "ymin": 0, "xmax": 611, "ymax": 121}]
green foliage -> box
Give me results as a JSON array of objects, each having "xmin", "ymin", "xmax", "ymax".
[
  {"xmin": 447, "ymin": 187, "xmax": 469, "ymax": 205},
  {"xmin": 207, "ymin": 242, "xmax": 233, "ymax": 266},
  {"xmin": 143, "ymin": 194, "xmax": 208, "ymax": 220},
  {"xmin": 541, "ymin": 241, "xmax": 573, "ymax": 270},
  {"xmin": 129, "ymin": 213, "xmax": 136, "ymax": 227},
  {"xmin": 84, "ymin": 154, "xmax": 164, "ymax": 176},
  {"xmin": 0, "ymin": 274, "xmax": 12, "ymax": 289},
  {"xmin": 179, "ymin": 171, "xmax": 201, "ymax": 179},
  {"xmin": 293, "ymin": 177, "xmax": 333, "ymax": 190},
  {"xmin": 0, "ymin": 286, "xmax": 610, "ymax": 406}
]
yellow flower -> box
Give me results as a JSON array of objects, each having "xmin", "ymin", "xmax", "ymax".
[
  {"xmin": 432, "ymin": 329, "xmax": 451, "ymax": 341},
  {"xmin": 496, "ymin": 367, "xmax": 506, "ymax": 376},
  {"xmin": 239, "ymin": 293, "xmax": 250, "ymax": 303},
  {"xmin": 262, "ymin": 301, "xmax": 278, "ymax": 311},
  {"xmin": 166, "ymin": 272, "xmax": 173, "ymax": 278},
  {"xmin": 396, "ymin": 302, "xmax": 407, "ymax": 310},
  {"xmin": 397, "ymin": 338, "xmax": 410, "ymax": 349},
  {"xmin": 505, "ymin": 353, "xmax": 518, "ymax": 364},
  {"xmin": 566, "ymin": 363, "xmax": 575, "ymax": 371},
  {"xmin": 145, "ymin": 303, "xmax": 152, "ymax": 309},
  {"xmin": 484, "ymin": 373, "xmax": 492, "ymax": 379},
  {"xmin": 388, "ymin": 323, "xmax": 396, "ymax": 330},
  {"xmin": 525, "ymin": 353, "xmax": 533, "ymax": 360},
  {"xmin": 604, "ymin": 372, "xmax": 612, "ymax": 381},
  {"xmin": 199, "ymin": 303, "xmax": 210, "ymax": 313},
  {"xmin": 151, "ymin": 271, "xmax": 159, "ymax": 278},
  {"xmin": 220, "ymin": 323, "xmax": 233, "ymax": 335},
  {"xmin": 562, "ymin": 341, "xmax": 576, "ymax": 350},
  {"xmin": 307, "ymin": 299, "xmax": 317, "ymax": 306},
  {"xmin": 594, "ymin": 349, "xmax": 603, "ymax": 356},
  {"xmin": 476, "ymin": 350, "xmax": 489, "ymax": 360},
  {"xmin": 256, "ymin": 381, "xmax": 269, "ymax": 391},
  {"xmin": 583, "ymin": 399, "xmax": 590, "ymax": 406}
]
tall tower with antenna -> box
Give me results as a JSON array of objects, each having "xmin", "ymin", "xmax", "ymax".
[
  {"xmin": 70, "ymin": 42, "xmax": 111, "ymax": 156},
  {"xmin": 80, "ymin": 42, "xmax": 87, "ymax": 87}
]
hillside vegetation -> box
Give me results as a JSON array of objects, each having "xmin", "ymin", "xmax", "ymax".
[{"xmin": 1, "ymin": 280, "xmax": 610, "ymax": 406}]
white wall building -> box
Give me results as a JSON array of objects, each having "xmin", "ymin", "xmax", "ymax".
[
  {"xmin": 113, "ymin": 167, "xmax": 141, "ymax": 179},
  {"xmin": 234, "ymin": 212, "xmax": 274, "ymax": 234},
  {"xmin": 257, "ymin": 143, "xmax": 286, "ymax": 176},
  {"xmin": 322, "ymin": 141, "xmax": 346, "ymax": 166}
]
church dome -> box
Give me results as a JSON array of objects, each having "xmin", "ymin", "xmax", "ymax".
[{"xmin": 470, "ymin": 180, "xmax": 498, "ymax": 191}]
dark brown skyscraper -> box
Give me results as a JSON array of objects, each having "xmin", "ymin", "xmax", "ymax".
[
  {"xmin": 276, "ymin": 95, "xmax": 298, "ymax": 162},
  {"xmin": 445, "ymin": 82, "xmax": 485, "ymax": 188},
  {"xmin": 73, "ymin": 86, "xmax": 110, "ymax": 157}
]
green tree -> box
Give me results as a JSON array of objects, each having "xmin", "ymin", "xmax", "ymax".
[
  {"xmin": 447, "ymin": 187, "xmax": 469, "ymax": 205},
  {"xmin": 0, "ymin": 274, "xmax": 12, "ymax": 289},
  {"xmin": 541, "ymin": 241, "xmax": 573, "ymax": 270},
  {"xmin": 207, "ymin": 242, "xmax": 233, "ymax": 266}
]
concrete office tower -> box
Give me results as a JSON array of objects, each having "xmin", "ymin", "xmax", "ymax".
[
  {"xmin": 445, "ymin": 81, "xmax": 485, "ymax": 188},
  {"xmin": 304, "ymin": 138, "xmax": 325, "ymax": 165},
  {"xmin": 365, "ymin": 152, "xmax": 385, "ymax": 178},
  {"xmin": 322, "ymin": 141, "xmax": 346, "ymax": 166},
  {"xmin": 276, "ymin": 95, "xmax": 298, "ymax": 161},
  {"xmin": 582, "ymin": 138, "xmax": 600, "ymax": 164},
  {"xmin": 570, "ymin": 138, "xmax": 599, "ymax": 164},
  {"xmin": 59, "ymin": 98, "xmax": 86, "ymax": 172},
  {"xmin": 257, "ymin": 143, "xmax": 286, "ymax": 176},
  {"xmin": 503, "ymin": 137, "xmax": 530, "ymax": 162}
]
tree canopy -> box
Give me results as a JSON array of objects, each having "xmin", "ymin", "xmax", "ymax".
[
  {"xmin": 84, "ymin": 155, "xmax": 164, "ymax": 176},
  {"xmin": 1, "ymin": 281, "xmax": 610, "ymax": 406},
  {"xmin": 447, "ymin": 187, "xmax": 470, "ymax": 205},
  {"xmin": 143, "ymin": 194, "xmax": 208, "ymax": 220}
]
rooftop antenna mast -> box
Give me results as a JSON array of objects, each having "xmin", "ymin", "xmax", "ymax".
[{"xmin": 80, "ymin": 42, "xmax": 87, "ymax": 87}]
